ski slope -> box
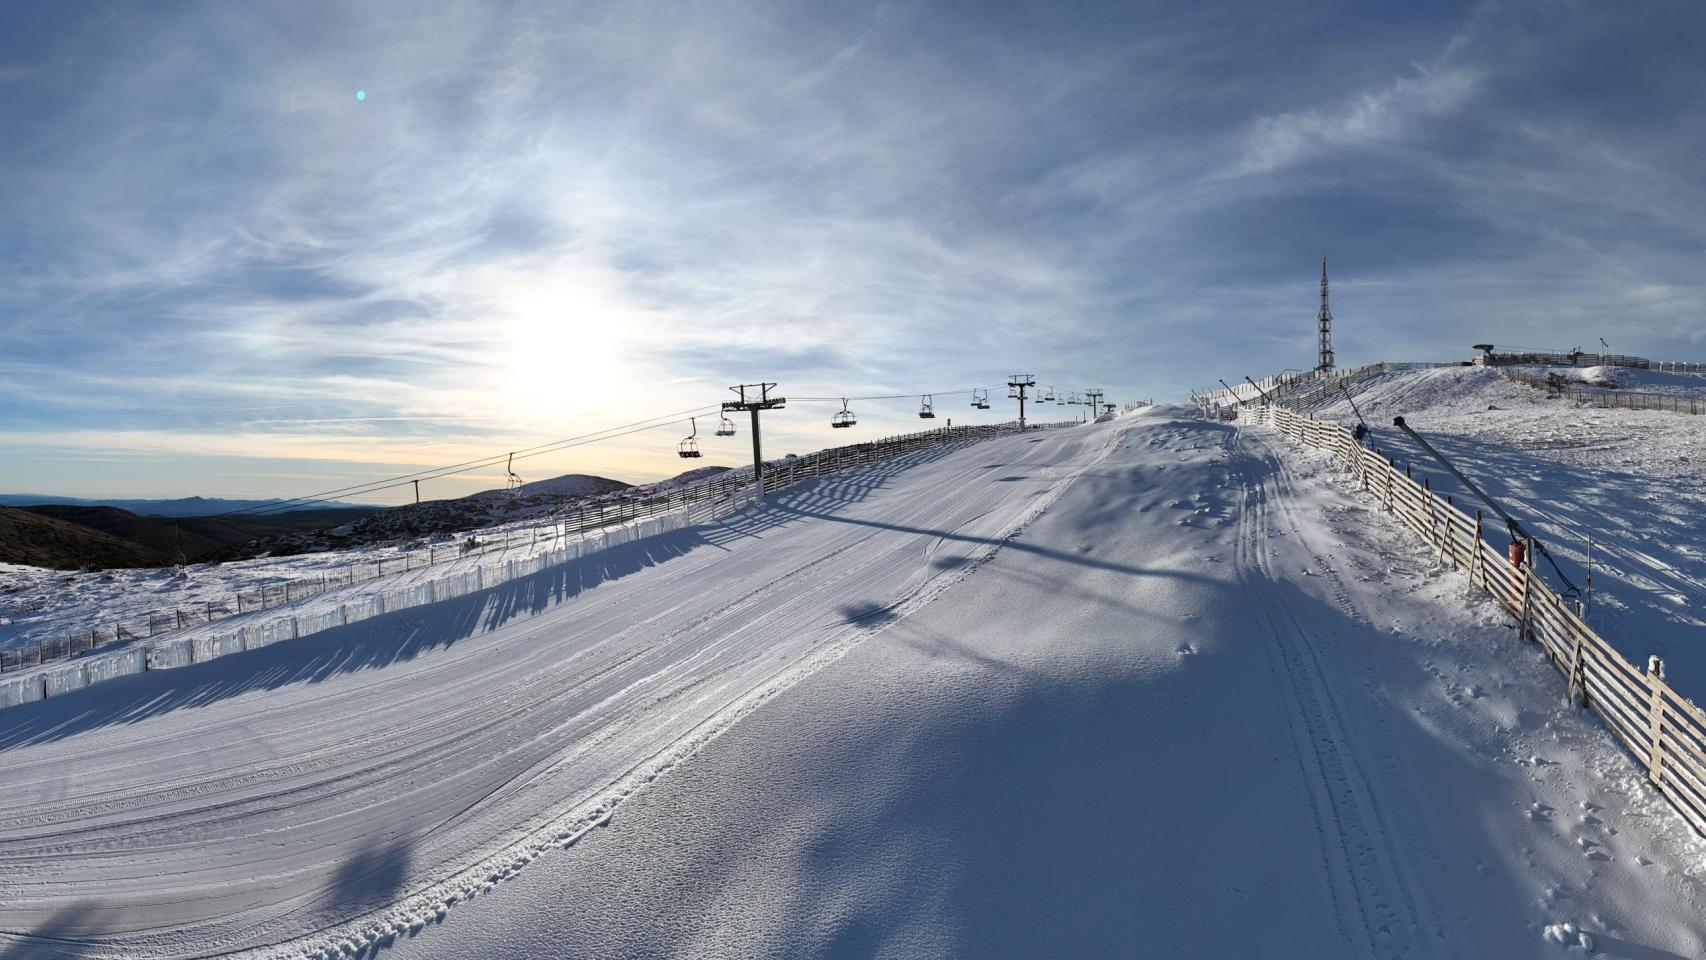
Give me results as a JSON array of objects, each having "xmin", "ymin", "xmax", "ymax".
[
  {"xmin": 382, "ymin": 411, "xmax": 1706, "ymax": 959},
  {"xmin": 0, "ymin": 423, "xmax": 1115, "ymax": 957},
  {"xmin": 1312, "ymin": 365, "xmax": 1706, "ymax": 703},
  {"xmin": 6, "ymin": 410, "xmax": 1706, "ymax": 958}
]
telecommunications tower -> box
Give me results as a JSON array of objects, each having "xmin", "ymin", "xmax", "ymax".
[{"xmin": 1316, "ymin": 257, "xmax": 1335, "ymax": 373}]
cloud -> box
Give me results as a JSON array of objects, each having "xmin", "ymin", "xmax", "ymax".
[
  {"xmin": 1234, "ymin": 64, "xmax": 1484, "ymax": 176},
  {"xmin": 3, "ymin": 0, "xmax": 1706, "ymax": 500}
]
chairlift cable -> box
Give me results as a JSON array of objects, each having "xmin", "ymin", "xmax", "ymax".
[
  {"xmin": 792, "ymin": 386, "xmax": 990, "ymax": 402},
  {"xmin": 217, "ymin": 403, "xmax": 723, "ymax": 517}
]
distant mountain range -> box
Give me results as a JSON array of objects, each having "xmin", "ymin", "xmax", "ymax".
[{"xmin": 0, "ymin": 494, "xmax": 374, "ymax": 517}]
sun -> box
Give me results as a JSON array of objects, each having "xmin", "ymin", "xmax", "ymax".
[{"xmin": 485, "ymin": 260, "xmax": 639, "ymax": 418}]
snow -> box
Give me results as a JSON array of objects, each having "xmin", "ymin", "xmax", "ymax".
[
  {"xmin": 465, "ymin": 473, "xmax": 628, "ymax": 500},
  {"xmin": 1567, "ymin": 365, "xmax": 1706, "ymax": 397},
  {"xmin": 5, "ymin": 411, "xmax": 1706, "ymax": 957},
  {"xmin": 364, "ymin": 411, "xmax": 1706, "ymax": 960},
  {"xmin": 0, "ymin": 510, "xmax": 605, "ymax": 655},
  {"xmin": 1309, "ymin": 365, "xmax": 1706, "ymax": 705}
]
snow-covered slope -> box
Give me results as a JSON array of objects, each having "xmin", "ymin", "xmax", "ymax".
[
  {"xmin": 1311, "ymin": 365, "xmax": 1706, "ymax": 705},
  {"xmin": 465, "ymin": 473, "xmax": 630, "ymax": 501},
  {"xmin": 0, "ymin": 423, "xmax": 1114, "ymax": 956},
  {"xmin": 7, "ymin": 411, "xmax": 1706, "ymax": 958},
  {"xmin": 387, "ymin": 412, "xmax": 1706, "ymax": 959}
]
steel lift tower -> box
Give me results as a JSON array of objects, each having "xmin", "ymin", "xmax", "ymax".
[
  {"xmin": 1007, "ymin": 374, "xmax": 1036, "ymax": 429},
  {"xmin": 724, "ymin": 383, "xmax": 786, "ymax": 500},
  {"xmin": 1317, "ymin": 257, "xmax": 1335, "ymax": 373}
]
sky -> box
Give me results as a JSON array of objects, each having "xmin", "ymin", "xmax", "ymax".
[{"xmin": 2, "ymin": 0, "xmax": 1704, "ymax": 504}]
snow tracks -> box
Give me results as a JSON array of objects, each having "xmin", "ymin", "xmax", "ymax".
[
  {"xmin": 1229, "ymin": 428, "xmax": 1454, "ymax": 957},
  {"xmin": 0, "ymin": 423, "xmax": 1114, "ymax": 959}
]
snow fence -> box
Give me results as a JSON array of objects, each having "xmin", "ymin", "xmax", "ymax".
[
  {"xmin": 0, "ymin": 419, "xmax": 1084, "ymax": 710},
  {"xmin": 0, "ymin": 508, "xmax": 711, "ymax": 709},
  {"xmin": 1241, "ymin": 401, "xmax": 1706, "ymax": 840}
]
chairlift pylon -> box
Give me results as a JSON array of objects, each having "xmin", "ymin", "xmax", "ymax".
[
  {"xmin": 832, "ymin": 398, "xmax": 857, "ymax": 428},
  {"xmin": 715, "ymin": 414, "xmax": 736, "ymax": 437},
  {"xmin": 918, "ymin": 395, "xmax": 936, "ymax": 419},
  {"xmin": 678, "ymin": 417, "xmax": 703, "ymax": 458}
]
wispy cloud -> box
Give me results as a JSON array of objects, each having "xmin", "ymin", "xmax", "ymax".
[
  {"xmin": 1234, "ymin": 65, "xmax": 1484, "ymax": 176},
  {"xmin": 2, "ymin": 0, "xmax": 1705, "ymax": 500}
]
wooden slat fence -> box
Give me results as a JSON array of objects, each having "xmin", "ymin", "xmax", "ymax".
[{"xmin": 1241, "ymin": 402, "xmax": 1706, "ymax": 838}]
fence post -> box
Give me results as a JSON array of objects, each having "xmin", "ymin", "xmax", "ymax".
[
  {"xmin": 1470, "ymin": 510, "xmax": 1484, "ymax": 589},
  {"xmin": 1521, "ymin": 539, "xmax": 1537, "ymax": 640},
  {"xmin": 1566, "ymin": 608, "xmax": 1588, "ymax": 709},
  {"xmin": 1647, "ymin": 656, "xmax": 1667, "ymax": 787}
]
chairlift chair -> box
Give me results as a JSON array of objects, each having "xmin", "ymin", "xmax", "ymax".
[
  {"xmin": 832, "ymin": 398, "xmax": 857, "ymax": 428},
  {"xmin": 715, "ymin": 415, "xmax": 736, "ymax": 437},
  {"xmin": 1043, "ymin": 387, "xmax": 1057, "ymax": 402},
  {"xmin": 972, "ymin": 388, "xmax": 990, "ymax": 410},
  {"xmin": 506, "ymin": 453, "xmax": 524, "ymax": 497},
  {"xmin": 918, "ymin": 395, "xmax": 936, "ymax": 419},
  {"xmin": 678, "ymin": 417, "xmax": 703, "ymax": 458}
]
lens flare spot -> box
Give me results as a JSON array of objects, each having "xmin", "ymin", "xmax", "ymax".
[{"xmin": 355, "ymin": 90, "xmax": 366, "ymax": 101}]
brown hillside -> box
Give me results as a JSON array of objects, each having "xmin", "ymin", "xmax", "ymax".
[{"xmin": 0, "ymin": 505, "xmax": 169, "ymax": 570}]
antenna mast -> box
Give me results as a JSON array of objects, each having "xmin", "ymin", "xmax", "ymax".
[{"xmin": 1317, "ymin": 257, "xmax": 1335, "ymax": 373}]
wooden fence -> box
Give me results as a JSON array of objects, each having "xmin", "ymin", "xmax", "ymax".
[
  {"xmin": 2, "ymin": 419, "xmax": 1075, "ymax": 676},
  {"xmin": 1192, "ymin": 362, "xmax": 1457, "ymax": 418},
  {"xmin": 1242, "ymin": 402, "xmax": 1706, "ymax": 838},
  {"xmin": 1501, "ymin": 368, "xmax": 1706, "ymax": 416}
]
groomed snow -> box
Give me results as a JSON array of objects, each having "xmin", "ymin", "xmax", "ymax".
[
  {"xmin": 6, "ymin": 410, "xmax": 1706, "ymax": 958},
  {"xmin": 1311, "ymin": 365, "xmax": 1706, "ymax": 704},
  {"xmin": 369, "ymin": 410, "xmax": 1706, "ymax": 960}
]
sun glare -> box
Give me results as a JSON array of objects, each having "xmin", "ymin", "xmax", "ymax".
[{"xmin": 488, "ymin": 261, "xmax": 637, "ymax": 418}]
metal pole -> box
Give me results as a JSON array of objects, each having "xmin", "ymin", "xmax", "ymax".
[
  {"xmin": 750, "ymin": 407, "xmax": 764, "ymax": 500},
  {"xmin": 1586, "ymin": 535, "xmax": 1594, "ymax": 613},
  {"xmin": 1243, "ymin": 376, "xmax": 1275, "ymax": 405},
  {"xmin": 1391, "ymin": 417, "xmax": 1526, "ymax": 540}
]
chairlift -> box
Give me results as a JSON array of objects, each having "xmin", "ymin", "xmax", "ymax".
[
  {"xmin": 715, "ymin": 414, "xmax": 736, "ymax": 437},
  {"xmin": 678, "ymin": 417, "xmax": 703, "ymax": 458},
  {"xmin": 506, "ymin": 453, "xmax": 524, "ymax": 497},
  {"xmin": 1043, "ymin": 386, "xmax": 1057, "ymax": 402},
  {"xmin": 832, "ymin": 398, "xmax": 857, "ymax": 428},
  {"xmin": 972, "ymin": 388, "xmax": 990, "ymax": 410},
  {"xmin": 918, "ymin": 395, "xmax": 936, "ymax": 419}
]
